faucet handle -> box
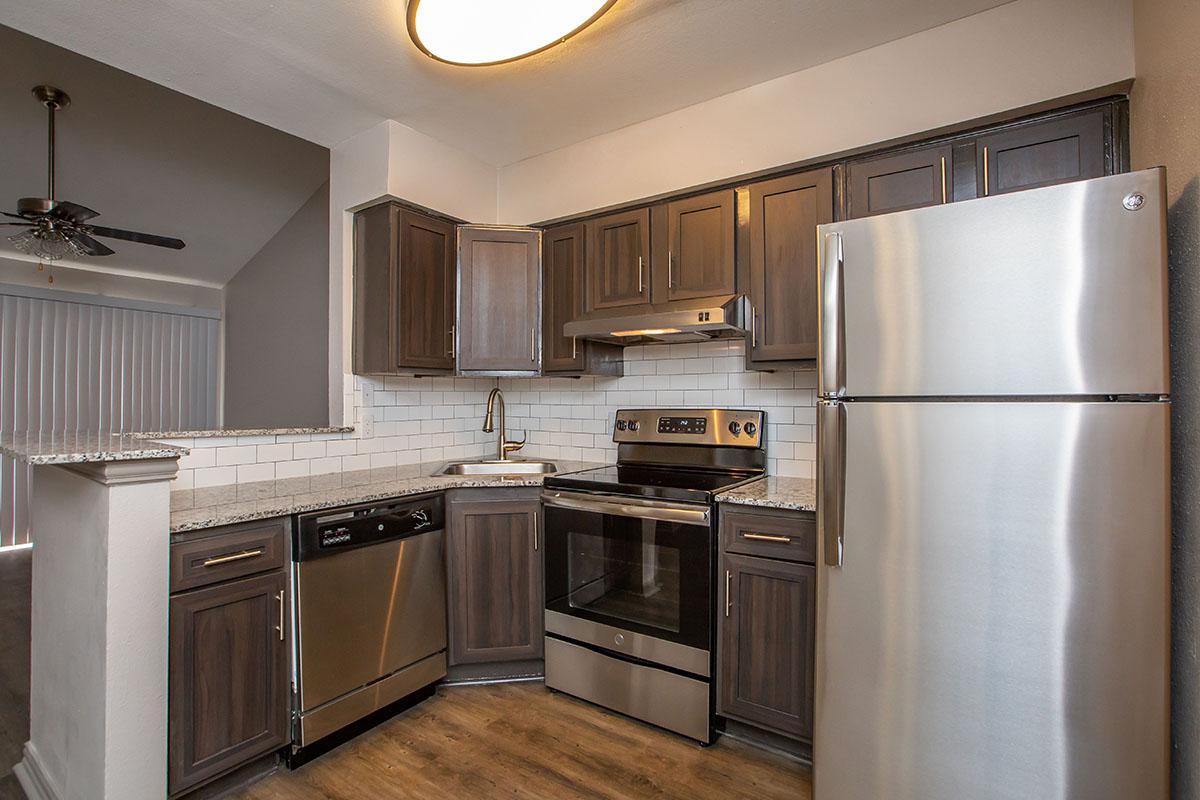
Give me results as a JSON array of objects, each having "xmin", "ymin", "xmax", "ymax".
[{"xmin": 503, "ymin": 430, "xmax": 527, "ymax": 454}]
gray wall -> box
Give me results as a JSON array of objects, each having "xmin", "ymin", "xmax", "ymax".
[
  {"xmin": 223, "ymin": 182, "xmax": 330, "ymax": 428},
  {"xmin": 1130, "ymin": 1, "xmax": 1200, "ymax": 795}
]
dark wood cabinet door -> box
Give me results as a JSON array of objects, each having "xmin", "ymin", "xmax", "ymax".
[
  {"xmin": 745, "ymin": 167, "xmax": 834, "ymax": 366},
  {"xmin": 542, "ymin": 223, "xmax": 586, "ymax": 372},
  {"xmin": 447, "ymin": 496, "xmax": 543, "ymax": 665},
  {"xmin": 457, "ymin": 226, "xmax": 541, "ymax": 372},
  {"xmin": 665, "ymin": 190, "xmax": 736, "ymax": 301},
  {"xmin": 847, "ymin": 144, "xmax": 953, "ymax": 219},
  {"xmin": 718, "ymin": 553, "xmax": 815, "ymax": 740},
  {"xmin": 169, "ymin": 571, "xmax": 288, "ymax": 795},
  {"xmin": 397, "ymin": 209, "xmax": 456, "ymax": 371},
  {"xmin": 975, "ymin": 108, "xmax": 1108, "ymax": 197},
  {"xmin": 586, "ymin": 208, "xmax": 651, "ymax": 311}
]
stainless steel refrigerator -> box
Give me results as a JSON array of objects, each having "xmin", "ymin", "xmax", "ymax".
[{"xmin": 814, "ymin": 168, "xmax": 1170, "ymax": 800}]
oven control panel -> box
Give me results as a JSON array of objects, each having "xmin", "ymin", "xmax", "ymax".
[{"xmin": 612, "ymin": 409, "xmax": 765, "ymax": 447}]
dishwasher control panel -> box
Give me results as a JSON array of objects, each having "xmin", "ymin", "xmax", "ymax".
[{"xmin": 296, "ymin": 494, "xmax": 445, "ymax": 560}]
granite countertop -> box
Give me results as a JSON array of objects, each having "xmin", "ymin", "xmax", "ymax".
[
  {"xmin": 0, "ymin": 431, "xmax": 187, "ymax": 465},
  {"xmin": 715, "ymin": 476, "xmax": 817, "ymax": 512},
  {"xmin": 137, "ymin": 426, "xmax": 354, "ymax": 439},
  {"xmin": 170, "ymin": 459, "xmax": 604, "ymax": 533}
]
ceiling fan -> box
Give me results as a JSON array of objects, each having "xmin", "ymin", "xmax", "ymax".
[{"xmin": 3, "ymin": 85, "xmax": 186, "ymax": 261}]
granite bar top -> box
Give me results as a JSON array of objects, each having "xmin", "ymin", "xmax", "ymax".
[
  {"xmin": 715, "ymin": 476, "xmax": 817, "ymax": 512},
  {"xmin": 137, "ymin": 426, "xmax": 354, "ymax": 439},
  {"xmin": 0, "ymin": 431, "xmax": 187, "ymax": 465},
  {"xmin": 170, "ymin": 459, "xmax": 604, "ymax": 533}
]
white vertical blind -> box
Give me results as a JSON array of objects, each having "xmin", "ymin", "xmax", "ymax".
[{"xmin": 0, "ymin": 287, "xmax": 220, "ymax": 547}]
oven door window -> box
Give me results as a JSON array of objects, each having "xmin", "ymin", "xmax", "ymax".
[{"xmin": 544, "ymin": 504, "xmax": 710, "ymax": 651}]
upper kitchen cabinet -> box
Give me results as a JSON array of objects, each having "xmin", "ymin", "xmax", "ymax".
[
  {"xmin": 586, "ymin": 208, "xmax": 651, "ymax": 311},
  {"xmin": 975, "ymin": 108, "xmax": 1108, "ymax": 196},
  {"xmin": 353, "ymin": 202, "xmax": 457, "ymax": 375},
  {"xmin": 745, "ymin": 167, "xmax": 834, "ymax": 367},
  {"xmin": 542, "ymin": 223, "xmax": 623, "ymax": 376},
  {"xmin": 847, "ymin": 144, "xmax": 953, "ymax": 219},
  {"xmin": 457, "ymin": 226, "xmax": 541, "ymax": 373},
  {"xmin": 663, "ymin": 190, "xmax": 736, "ymax": 301}
]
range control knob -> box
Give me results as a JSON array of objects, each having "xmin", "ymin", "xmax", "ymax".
[
  {"xmin": 627, "ymin": 420, "xmax": 640, "ymax": 432},
  {"xmin": 743, "ymin": 421, "xmax": 757, "ymax": 437},
  {"xmin": 615, "ymin": 419, "xmax": 628, "ymax": 431},
  {"xmin": 728, "ymin": 421, "xmax": 741, "ymax": 436}
]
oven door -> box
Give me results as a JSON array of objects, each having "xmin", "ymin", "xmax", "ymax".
[{"xmin": 542, "ymin": 490, "xmax": 712, "ymax": 675}]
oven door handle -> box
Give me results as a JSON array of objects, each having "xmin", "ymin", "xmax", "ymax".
[{"xmin": 540, "ymin": 491, "xmax": 711, "ymax": 527}]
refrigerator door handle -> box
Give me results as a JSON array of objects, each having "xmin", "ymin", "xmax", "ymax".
[
  {"xmin": 819, "ymin": 231, "xmax": 845, "ymax": 398},
  {"xmin": 818, "ymin": 401, "xmax": 846, "ymax": 567}
]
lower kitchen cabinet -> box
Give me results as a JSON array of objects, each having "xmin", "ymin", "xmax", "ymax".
[
  {"xmin": 168, "ymin": 543, "xmax": 289, "ymax": 796},
  {"xmin": 446, "ymin": 489, "xmax": 543, "ymax": 666},
  {"xmin": 718, "ymin": 508, "xmax": 817, "ymax": 742}
]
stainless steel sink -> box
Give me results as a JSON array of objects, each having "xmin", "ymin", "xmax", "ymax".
[{"xmin": 435, "ymin": 459, "xmax": 558, "ymax": 476}]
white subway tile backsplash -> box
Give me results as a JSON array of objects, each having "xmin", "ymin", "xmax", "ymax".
[{"xmin": 170, "ymin": 341, "xmax": 816, "ymax": 493}]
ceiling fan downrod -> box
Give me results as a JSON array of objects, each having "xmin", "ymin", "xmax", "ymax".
[{"xmin": 32, "ymin": 85, "xmax": 70, "ymax": 204}]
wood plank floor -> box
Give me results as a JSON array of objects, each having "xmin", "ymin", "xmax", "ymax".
[{"xmin": 237, "ymin": 683, "xmax": 811, "ymax": 800}]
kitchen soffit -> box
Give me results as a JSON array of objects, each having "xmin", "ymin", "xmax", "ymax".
[{"xmin": 0, "ymin": 0, "xmax": 1011, "ymax": 165}]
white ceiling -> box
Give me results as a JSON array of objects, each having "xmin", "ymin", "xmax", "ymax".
[
  {"xmin": 0, "ymin": 26, "xmax": 329, "ymax": 286},
  {"xmin": 1, "ymin": 0, "xmax": 1013, "ymax": 166}
]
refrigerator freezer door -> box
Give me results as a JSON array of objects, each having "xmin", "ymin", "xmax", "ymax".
[
  {"xmin": 814, "ymin": 400, "xmax": 1169, "ymax": 800},
  {"xmin": 817, "ymin": 168, "xmax": 1168, "ymax": 399}
]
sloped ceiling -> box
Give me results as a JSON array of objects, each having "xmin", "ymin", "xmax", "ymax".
[
  {"xmin": 0, "ymin": 26, "xmax": 329, "ymax": 286},
  {"xmin": 1, "ymin": 0, "xmax": 1013, "ymax": 166}
]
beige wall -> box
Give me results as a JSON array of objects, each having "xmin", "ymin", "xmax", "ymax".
[
  {"xmin": 1130, "ymin": 1, "xmax": 1200, "ymax": 795},
  {"xmin": 498, "ymin": 0, "xmax": 1135, "ymax": 223}
]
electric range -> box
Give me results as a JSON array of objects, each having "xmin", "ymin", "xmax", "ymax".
[{"xmin": 541, "ymin": 408, "xmax": 766, "ymax": 743}]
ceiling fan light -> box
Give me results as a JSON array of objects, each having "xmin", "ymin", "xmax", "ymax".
[
  {"xmin": 407, "ymin": 0, "xmax": 616, "ymax": 66},
  {"xmin": 7, "ymin": 228, "xmax": 79, "ymax": 261}
]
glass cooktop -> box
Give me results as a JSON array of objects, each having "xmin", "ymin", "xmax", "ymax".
[{"xmin": 544, "ymin": 464, "xmax": 761, "ymax": 503}]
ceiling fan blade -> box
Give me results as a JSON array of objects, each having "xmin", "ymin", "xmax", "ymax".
[
  {"xmin": 88, "ymin": 225, "xmax": 185, "ymax": 250},
  {"xmin": 49, "ymin": 201, "xmax": 100, "ymax": 223},
  {"xmin": 69, "ymin": 232, "xmax": 115, "ymax": 257},
  {"xmin": 2, "ymin": 211, "xmax": 29, "ymax": 220},
  {"xmin": 0, "ymin": 222, "xmax": 33, "ymax": 227}
]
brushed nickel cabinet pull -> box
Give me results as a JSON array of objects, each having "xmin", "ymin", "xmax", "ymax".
[
  {"xmin": 533, "ymin": 514, "xmax": 539, "ymax": 551},
  {"xmin": 940, "ymin": 156, "xmax": 948, "ymax": 204},
  {"xmin": 982, "ymin": 146, "xmax": 990, "ymax": 196},
  {"xmin": 571, "ymin": 335, "xmax": 577, "ymax": 359},
  {"xmin": 202, "ymin": 548, "xmax": 263, "ymax": 567},
  {"xmin": 725, "ymin": 569, "xmax": 733, "ymax": 617},
  {"xmin": 668, "ymin": 250, "xmax": 674, "ymax": 288},
  {"xmin": 637, "ymin": 255, "xmax": 644, "ymax": 294},
  {"xmin": 276, "ymin": 590, "xmax": 285, "ymax": 641},
  {"xmin": 448, "ymin": 325, "xmax": 456, "ymax": 358},
  {"xmin": 751, "ymin": 304, "xmax": 757, "ymax": 349},
  {"xmin": 531, "ymin": 327, "xmax": 536, "ymax": 362},
  {"xmin": 741, "ymin": 532, "xmax": 792, "ymax": 544}
]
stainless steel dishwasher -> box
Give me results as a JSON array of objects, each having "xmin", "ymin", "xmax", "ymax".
[{"xmin": 291, "ymin": 494, "xmax": 446, "ymax": 758}]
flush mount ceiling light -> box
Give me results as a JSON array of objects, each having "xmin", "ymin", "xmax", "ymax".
[{"xmin": 407, "ymin": 0, "xmax": 617, "ymax": 66}]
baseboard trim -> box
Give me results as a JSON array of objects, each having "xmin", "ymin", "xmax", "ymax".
[{"xmin": 14, "ymin": 742, "xmax": 61, "ymax": 800}]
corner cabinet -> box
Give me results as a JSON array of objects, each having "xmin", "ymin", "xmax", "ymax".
[
  {"xmin": 744, "ymin": 167, "xmax": 834, "ymax": 368},
  {"xmin": 457, "ymin": 226, "xmax": 541, "ymax": 373},
  {"xmin": 718, "ymin": 506, "xmax": 817, "ymax": 742},
  {"xmin": 446, "ymin": 489, "xmax": 544, "ymax": 668},
  {"xmin": 353, "ymin": 202, "xmax": 457, "ymax": 375},
  {"xmin": 542, "ymin": 223, "xmax": 623, "ymax": 376},
  {"xmin": 168, "ymin": 519, "xmax": 290, "ymax": 797}
]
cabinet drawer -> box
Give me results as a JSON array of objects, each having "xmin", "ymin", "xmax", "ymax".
[
  {"xmin": 721, "ymin": 507, "xmax": 815, "ymax": 563},
  {"xmin": 171, "ymin": 519, "xmax": 287, "ymax": 592}
]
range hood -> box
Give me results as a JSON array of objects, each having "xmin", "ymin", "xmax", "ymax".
[{"xmin": 563, "ymin": 294, "xmax": 750, "ymax": 345}]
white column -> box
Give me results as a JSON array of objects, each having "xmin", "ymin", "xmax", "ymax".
[{"xmin": 15, "ymin": 457, "xmax": 178, "ymax": 800}]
